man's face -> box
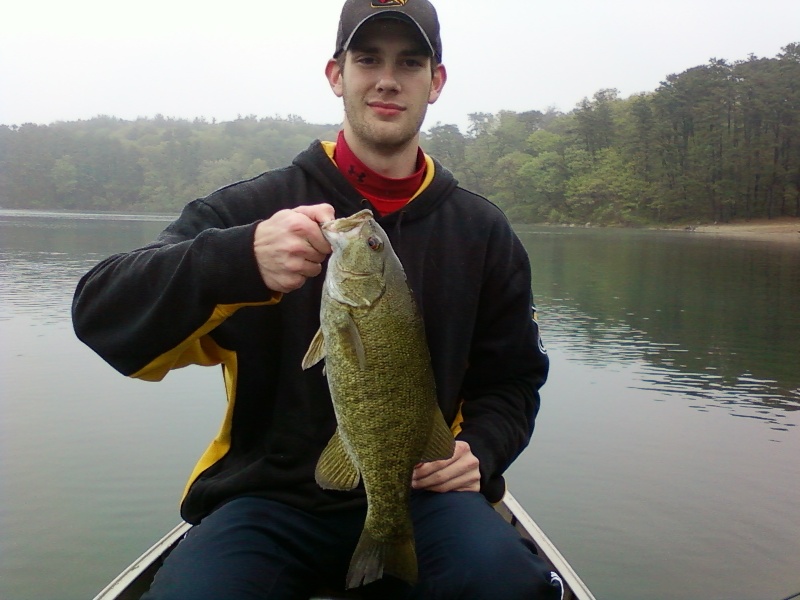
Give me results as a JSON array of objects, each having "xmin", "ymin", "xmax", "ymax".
[{"xmin": 326, "ymin": 18, "xmax": 446, "ymax": 154}]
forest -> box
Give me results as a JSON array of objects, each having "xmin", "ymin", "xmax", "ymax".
[{"xmin": 1, "ymin": 45, "xmax": 798, "ymax": 225}]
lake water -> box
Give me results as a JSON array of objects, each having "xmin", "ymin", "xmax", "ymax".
[{"xmin": 1, "ymin": 210, "xmax": 799, "ymax": 600}]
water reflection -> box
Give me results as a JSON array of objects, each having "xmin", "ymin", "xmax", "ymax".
[
  {"xmin": 0, "ymin": 210, "xmax": 172, "ymax": 323},
  {"xmin": 518, "ymin": 226, "xmax": 800, "ymax": 427},
  {"xmin": 540, "ymin": 300, "xmax": 799, "ymax": 429},
  {"xmin": 0, "ymin": 254, "xmax": 92, "ymax": 321},
  {"xmin": 0, "ymin": 209, "xmax": 172, "ymax": 256}
]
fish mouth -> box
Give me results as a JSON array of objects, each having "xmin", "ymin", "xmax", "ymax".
[
  {"xmin": 321, "ymin": 209, "xmax": 374, "ymax": 234},
  {"xmin": 337, "ymin": 267, "xmax": 373, "ymax": 277},
  {"xmin": 321, "ymin": 209, "xmax": 376, "ymax": 249}
]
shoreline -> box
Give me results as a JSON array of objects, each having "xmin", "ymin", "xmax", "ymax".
[
  {"xmin": 670, "ymin": 217, "xmax": 800, "ymax": 243},
  {"xmin": 4, "ymin": 207, "xmax": 799, "ymax": 243}
]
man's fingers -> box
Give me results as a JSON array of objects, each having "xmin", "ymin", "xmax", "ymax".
[
  {"xmin": 413, "ymin": 454, "xmax": 456, "ymax": 479},
  {"xmin": 294, "ymin": 257, "xmax": 324, "ymax": 279},
  {"xmin": 411, "ymin": 441, "xmax": 480, "ymax": 492},
  {"xmin": 282, "ymin": 236, "xmax": 328, "ymax": 264},
  {"xmin": 269, "ymin": 256, "xmax": 324, "ymax": 293},
  {"xmin": 293, "ymin": 203, "xmax": 336, "ymax": 225},
  {"xmin": 291, "ymin": 205, "xmax": 334, "ymax": 256},
  {"xmin": 412, "ymin": 466, "xmax": 480, "ymax": 493}
]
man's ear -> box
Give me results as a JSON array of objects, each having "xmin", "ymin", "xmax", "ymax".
[
  {"xmin": 428, "ymin": 63, "xmax": 447, "ymax": 105},
  {"xmin": 325, "ymin": 58, "xmax": 344, "ymax": 98}
]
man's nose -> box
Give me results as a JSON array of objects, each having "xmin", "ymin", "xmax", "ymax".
[{"xmin": 376, "ymin": 66, "xmax": 400, "ymax": 93}]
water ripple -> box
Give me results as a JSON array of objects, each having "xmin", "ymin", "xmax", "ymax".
[{"xmin": 540, "ymin": 300, "xmax": 800, "ymax": 423}]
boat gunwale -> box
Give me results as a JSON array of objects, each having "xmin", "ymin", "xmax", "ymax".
[
  {"xmin": 92, "ymin": 493, "xmax": 595, "ymax": 600},
  {"xmin": 497, "ymin": 492, "xmax": 596, "ymax": 600},
  {"xmin": 92, "ymin": 521, "xmax": 192, "ymax": 600}
]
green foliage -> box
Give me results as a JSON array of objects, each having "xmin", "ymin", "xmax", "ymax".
[
  {"xmin": 0, "ymin": 116, "xmax": 338, "ymax": 212},
  {"xmin": 440, "ymin": 46, "xmax": 800, "ymax": 225},
  {"xmin": 2, "ymin": 45, "xmax": 799, "ymax": 224}
]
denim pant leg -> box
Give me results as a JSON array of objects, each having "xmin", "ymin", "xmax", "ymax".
[
  {"xmin": 141, "ymin": 492, "xmax": 564, "ymax": 600},
  {"xmin": 407, "ymin": 491, "xmax": 564, "ymax": 600},
  {"xmin": 141, "ymin": 496, "xmax": 365, "ymax": 600}
]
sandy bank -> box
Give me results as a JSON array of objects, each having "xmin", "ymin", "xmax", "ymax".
[{"xmin": 672, "ymin": 217, "xmax": 800, "ymax": 243}]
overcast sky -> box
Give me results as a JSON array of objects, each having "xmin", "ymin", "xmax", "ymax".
[{"xmin": 2, "ymin": 0, "xmax": 798, "ymax": 133}]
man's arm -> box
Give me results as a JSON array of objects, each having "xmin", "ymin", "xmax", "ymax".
[
  {"xmin": 415, "ymin": 217, "xmax": 548, "ymax": 500},
  {"xmin": 73, "ymin": 195, "xmax": 333, "ymax": 379}
]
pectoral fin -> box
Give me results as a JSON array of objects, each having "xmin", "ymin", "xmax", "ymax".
[
  {"xmin": 419, "ymin": 407, "xmax": 456, "ymax": 462},
  {"xmin": 315, "ymin": 429, "xmax": 361, "ymax": 490},
  {"xmin": 301, "ymin": 329, "xmax": 326, "ymax": 370},
  {"xmin": 339, "ymin": 312, "xmax": 367, "ymax": 369}
]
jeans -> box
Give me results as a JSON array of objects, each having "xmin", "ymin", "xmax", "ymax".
[{"xmin": 143, "ymin": 491, "xmax": 564, "ymax": 600}]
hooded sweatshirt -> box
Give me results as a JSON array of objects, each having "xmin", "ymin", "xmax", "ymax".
[{"xmin": 72, "ymin": 140, "xmax": 549, "ymax": 524}]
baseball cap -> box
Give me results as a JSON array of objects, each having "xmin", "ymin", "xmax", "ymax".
[{"xmin": 334, "ymin": 0, "xmax": 442, "ymax": 63}]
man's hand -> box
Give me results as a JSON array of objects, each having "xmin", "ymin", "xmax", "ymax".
[
  {"xmin": 411, "ymin": 440, "xmax": 481, "ymax": 493},
  {"xmin": 254, "ymin": 204, "xmax": 335, "ymax": 293}
]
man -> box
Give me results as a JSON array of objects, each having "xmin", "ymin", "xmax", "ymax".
[{"xmin": 72, "ymin": 1, "xmax": 559, "ymax": 598}]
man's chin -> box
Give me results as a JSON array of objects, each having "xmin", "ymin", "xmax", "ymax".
[{"xmin": 360, "ymin": 127, "xmax": 418, "ymax": 153}]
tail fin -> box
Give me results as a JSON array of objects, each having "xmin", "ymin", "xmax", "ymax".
[{"xmin": 346, "ymin": 530, "xmax": 418, "ymax": 589}]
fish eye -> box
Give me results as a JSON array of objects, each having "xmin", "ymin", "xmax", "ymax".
[{"xmin": 367, "ymin": 236, "xmax": 383, "ymax": 251}]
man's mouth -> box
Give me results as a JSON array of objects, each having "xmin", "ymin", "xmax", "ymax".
[{"xmin": 368, "ymin": 102, "xmax": 405, "ymax": 116}]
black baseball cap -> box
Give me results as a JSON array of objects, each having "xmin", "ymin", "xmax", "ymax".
[{"xmin": 334, "ymin": 0, "xmax": 442, "ymax": 63}]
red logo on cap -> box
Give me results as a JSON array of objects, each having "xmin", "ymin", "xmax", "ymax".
[{"xmin": 371, "ymin": 0, "xmax": 408, "ymax": 7}]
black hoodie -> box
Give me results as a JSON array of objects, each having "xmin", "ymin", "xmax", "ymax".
[{"xmin": 72, "ymin": 140, "xmax": 549, "ymax": 524}]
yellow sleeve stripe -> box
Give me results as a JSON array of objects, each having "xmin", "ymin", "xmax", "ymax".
[
  {"xmin": 181, "ymin": 344, "xmax": 239, "ymax": 502},
  {"xmin": 129, "ymin": 299, "xmax": 279, "ymax": 382},
  {"xmin": 450, "ymin": 400, "xmax": 464, "ymax": 437}
]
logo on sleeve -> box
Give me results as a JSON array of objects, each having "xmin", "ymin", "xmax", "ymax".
[{"xmin": 532, "ymin": 306, "xmax": 547, "ymax": 354}]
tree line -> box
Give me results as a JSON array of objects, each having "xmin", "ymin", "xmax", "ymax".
[
  {"xmin": 0, "ymin": 114, "xmax": 339, "ymax": 213},
  {"xmin": 1, "ymin": 45, "xmax": 798, "ymax": 224}
]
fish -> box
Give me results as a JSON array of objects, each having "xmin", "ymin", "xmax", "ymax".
[{"xmin": 302, "ymin": 209, "xmax": 455, "ymax": 589}]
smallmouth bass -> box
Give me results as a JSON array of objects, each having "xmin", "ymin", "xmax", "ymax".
[{"xmin": 302, "ymin": 209, "xmax": 455, "ymax": 588}]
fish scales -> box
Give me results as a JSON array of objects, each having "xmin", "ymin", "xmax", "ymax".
[{"xmin": 302, "ymin": 209, "xmax": 455, "ymax": 589}]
